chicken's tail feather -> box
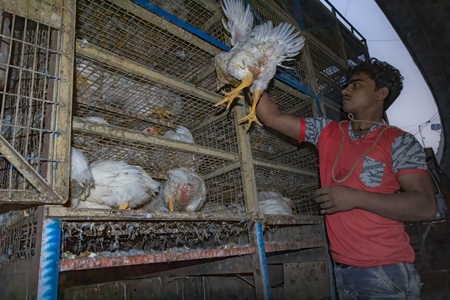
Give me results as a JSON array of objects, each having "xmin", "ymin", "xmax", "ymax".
[
  {"xmin": 221, "ymin": 0, "xmax": 254, "ymax": 46},
  {"xmin": 252, "ymin": 21, "xmax": 305, "ymax": 64}
]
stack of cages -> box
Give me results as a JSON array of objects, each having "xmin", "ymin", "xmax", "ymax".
[
  {"xmin": 0, "ymin": 0, "xmax": 368, "ymax": 297},
  {"xmin": 0, "ymin": 0, "xmax": 75, "ymax": 298},
  {"xmin": 296, "ymin": 0, "xmax": 369, "ymax": 121},
  {"xmin": 243, "ymin": 0, "xmax": 325, "ymax": 247},
  {"xmin": 240, "ymin": 2, "xmax": 332, "ymax": 298},
  {"xmin": 270, "ymin": 0, "xmax": 369, "ymax": 122},
  {"xmin": 62, "ymin": 0, "xmax": 330, "ymax": 298},
  {"xmin": 63, "ymin": 0, "xmax": 255, "ymax": 278}
]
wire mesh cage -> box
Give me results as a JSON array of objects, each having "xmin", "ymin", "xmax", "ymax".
[
  {"xmin": 270, "ymin": 0, "xmax": 348, "ymax": 62},
  {"xmin": 203, "ymin": 166, "xmax": 246, "ymax": 214},
  {"xmin": 77, "ymin": 0, "xmax": 218, "ymax": 85},
  {"xmin": 264, "ymin": 221, "xmax": 323, "ymax": 245},
  {"xmin": 0, "ymin": 207, "xmax": 38, "ymax": 261},
  {"xmin": 308, "ymin": 39, "xmax": 347, "ymax": 105},
  {"xmin": 254, "ymin": 164, "xmax": 319, "ymax": 216},
  {"xmin": 0, "ymin": 0, "xmax": 75, "ymax": 203},
  {"xmin": 295, "ymin": 0, "xmax": 346, "ymax": 60},
  {"xmin": 249, "ymin": 125, "xmax": 297, "ymax": 160},
  {"xmin": 254, "ymin": 163, "xmax": 315, "ymax": 186},
  {"xmin": 192, "ymin": 113, "xmax": 239, "ymax": 154},
  {"xmin": 339, "ymin": 24, "xmax": 369, "ymax": 66},
  {"xmin": 287, "ymin": 185, "xmax": 320, "ymax": 216},
  {"xmin": 248, "ymin": 0, "xmax": 297, "ymax": 27},
  {"xmin": 249, "ymin": 83, "xmax": 314, "ymax": 160},
  {"xmin": 324, "ymin": 102, "xmax": 347, "ymax": 122},
  {"xmin": 61, "ymin": 218, "xmax": 250, "ymax": 259},
  {"xmin": 271, "ymin": 146, "xmax": 318, "ymax": 172},
  {"xmin": 72, "ymin": 122, "xmax": 235, "ymax": 180},
  {"xmin": 148, "ymin": 0, "xmax": 227, "ymax": 44},
  {"xmin": 71, "ymin": 0, "xmax": 362, "ymax": 222},
  {"xmin": 74, "ymin": 53, "xmax": 233, "ymax": 142},
  {"xmin": 71, "ymin": 119, "xmax": 246, "ymax": 213}
]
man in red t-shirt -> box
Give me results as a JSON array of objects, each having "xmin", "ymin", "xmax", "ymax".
[{"xmin": 252, "ymin": 58, "xmax": 436, "ymax": 299}]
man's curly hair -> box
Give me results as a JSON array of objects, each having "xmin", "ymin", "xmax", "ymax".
[{"xmin": 346, "ymin": 57, "xmax": 404, "ymax": 111}]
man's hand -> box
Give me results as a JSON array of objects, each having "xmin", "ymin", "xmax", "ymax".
[{"xmin": 315, "ymin": 186, "xmax": 358, "ymax": 214}]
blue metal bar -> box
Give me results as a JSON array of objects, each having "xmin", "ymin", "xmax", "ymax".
[
  {"xmin": 255, "ymin": 221, "xmax": 271, "ymax": 300},
  {"xmin": 133, "ymin": 0, "xmax": 229, "ymax": 50},
  {"xmin": 276, "ymin": 70, "xmax": 316, "ymax": 99},
  {"xmin": 37, "ymin": 218, "xmax": 61, "ymax": 300},
  {"xmin": 132, "ymin": 0, "xmax": 318, "ymax": 101}
]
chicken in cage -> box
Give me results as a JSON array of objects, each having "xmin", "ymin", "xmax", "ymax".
[
  {"xmin": 86, "ymin": 160, "xmax": 161, "ymax": 210},
  {"xmin": 69, "ymin": 156, "xmax": 162, "ymax": 210},
  {"xmin": 257, "ymin": 191, "xmax": 294, "ymax": 215},
  {"xmin": 76, "ymin": 59, "xmax": 185, "ymax": 122},
  {"xmin": 162, "ymin": 167, "xmax": 207, "ymax": 212}
]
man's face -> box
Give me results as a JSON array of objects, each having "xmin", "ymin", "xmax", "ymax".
[{"xmin": 341, "ymin": 72, "xmax": 378, "ymax": 114}]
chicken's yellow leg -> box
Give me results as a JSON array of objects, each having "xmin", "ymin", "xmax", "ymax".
[
  {"xmin": 238, "ymin": 89, "xmax": 263, "ymax": 131},
  {"xmin": 168, "ymin": 196, "xmax": 175, "ymax": 212},
  {"xmin": 119, "ymin": 201, "xmax": 130, "ymax": 210},
  {"xmin": 214, "ymin": 75, "xmax": 253, "ymax": 110}
]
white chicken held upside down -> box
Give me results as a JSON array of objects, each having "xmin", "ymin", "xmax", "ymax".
[
  {"xmin": 214, "ymin": 0, "xmax": 305, "ymax": 131},
  {"xmin": 163, "ymin": 167, "xmax": 207, "ymax": 212},
  {"xmin": 86, "ymin": 160, "xmax": 160, "ymax": 210}
]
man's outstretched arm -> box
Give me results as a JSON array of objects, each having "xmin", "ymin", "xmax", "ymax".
[{"xmin": 254, "ymin": 92, "xmax": 302, "ymax": 140}]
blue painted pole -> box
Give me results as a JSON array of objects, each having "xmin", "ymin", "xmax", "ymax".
[
  {"xmin": 255, "ymin": 221, "xmax": 271, "ymax": 300},
  {"xmin": 37, "ymin": 218, "xmax": 61, "ymax": 300}
]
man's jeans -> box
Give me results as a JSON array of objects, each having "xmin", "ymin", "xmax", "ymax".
[{"xmin": 334, "ymin": 262, "xmax": 422, "ymax": 299}]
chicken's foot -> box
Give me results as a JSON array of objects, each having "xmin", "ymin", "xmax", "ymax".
[
  {"xmin": 214, "ymin": 75, "xmax": 253, "ymax": 110},
  {"xmin": 168, "ymin": 196, "xmax": 175, "ymax": 212},
  {"xmin": 119, "ymin": 201, "xmax": 130, "ymax": 210},
  {"xmin": 238, "ymin": 89, "xmax": 263, "ymax": 131}
]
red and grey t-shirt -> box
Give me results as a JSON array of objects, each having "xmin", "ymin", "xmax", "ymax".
[{"xmin": 299, "ymin": 118, "xmax": 429, "ymax": 267}]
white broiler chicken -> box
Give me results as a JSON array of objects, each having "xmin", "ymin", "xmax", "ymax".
[
  {"xmin": 257, "ymin": 191, "xmax": 293, "ymax": 215},
  {"xmin": 79, "ymin": 116, "xmax": 109, "ymax": 125},
  {"xmin": 86, "ymin": 160, "xmax": 160, "ymax": 210},
  {"xmin": 214, "ymin": 0, "xmax": 305, "ymax": 130},
  {"xmin": 163, "ymin": 125, "xmax": 195, "ymax": 144},
  {"xmin": 162, "ymin": 167, "xmax": 207, "ymax": 212},
  {"xmin": 76, "ymin": 60, "xmax": 184, "ymax": 120},
  {"xmin": 70, "ymin": 147, "xmax": 95, "ymax": 208}
]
